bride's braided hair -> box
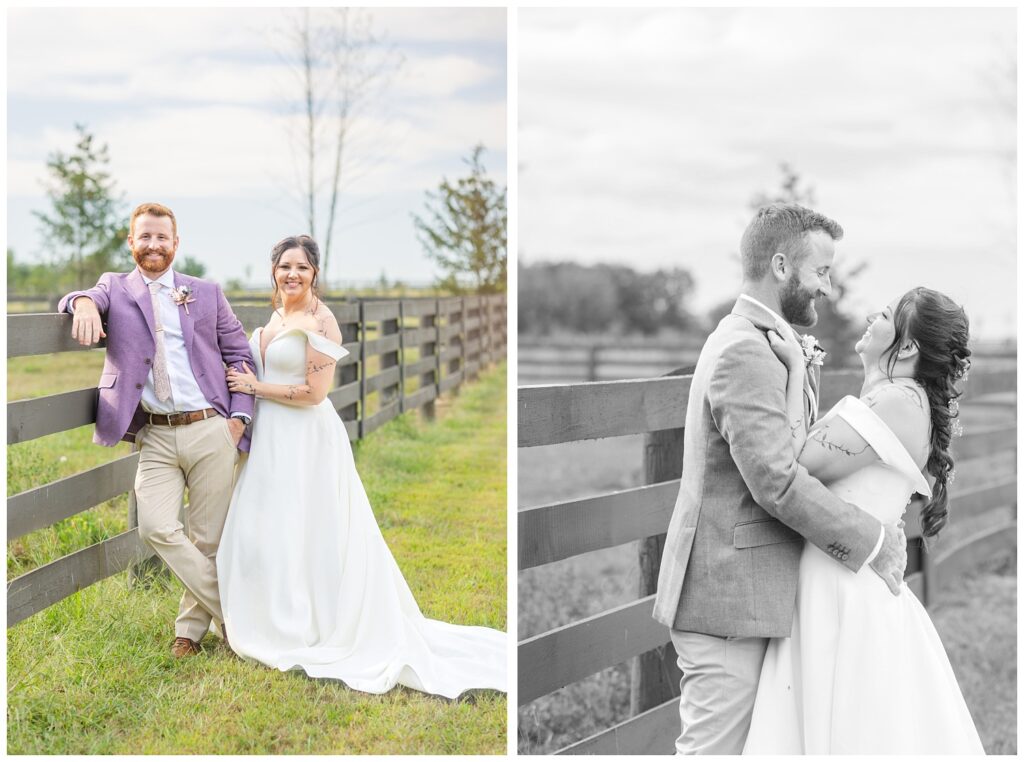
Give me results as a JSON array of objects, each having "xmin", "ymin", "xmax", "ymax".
[{"xmin": 882, "ymin": 287, "xmax": 971, "ymax": 538}]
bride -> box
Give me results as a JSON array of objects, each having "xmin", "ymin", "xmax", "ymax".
[
  {"xmin": 216, "ymin": 235, "xmax": 506, "ymax": 699},
  {"xmin": 743, "ymin": 287, "xmax": 983, "ymax": 754}
]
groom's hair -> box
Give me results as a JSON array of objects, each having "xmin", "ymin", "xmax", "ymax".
[
  {"xmin": 130, "ymin": 202, "xmax": 177, "ymax": 237},
  {"xmin": 740, "ymin": 203, "xmax": 843, "ymax": 280}
]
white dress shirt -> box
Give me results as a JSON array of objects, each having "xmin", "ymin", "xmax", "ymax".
[
  {"xmin": 139, "ymin": 269, "xmax": 213, "ymax": 415},
  {"xmin": 736, "ymin": 293, "xmax": 885, "ymax": 564}
]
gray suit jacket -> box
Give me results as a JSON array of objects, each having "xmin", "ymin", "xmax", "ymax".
[{"xmin": 652, "ymin": 297, "xmax": 881, "ymax": 637}]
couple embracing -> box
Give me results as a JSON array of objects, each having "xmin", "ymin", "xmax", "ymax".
[
  {"xmin": 654, "ymin": 203, "xmax": 984, "ymax": 754},
  {"xmin": 61, "ymin": 202, "xmax": 506, "ymax": 699}
]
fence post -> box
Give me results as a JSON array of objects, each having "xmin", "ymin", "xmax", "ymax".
[
  {"xmin": 358, "ymin": 300, "xmax": 368, "ymax": 439},
  {"xmin": 630, "ymin": 367, "xmax": 691, "ymax": 715},
  {"xmin": 420, "ymin": 299, "xmax": 438, "ymax": 421},
  {"xmin": 336, "ymin": 305, "xmax": 359, "ymax": 426},
  {"xmin": 452, "ymin": 298, "xmax": 465, "ymax": 396}
]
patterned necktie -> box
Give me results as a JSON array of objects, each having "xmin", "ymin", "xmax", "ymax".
[{"xmin": 148, "ymin": 282, "xmax": 173, "ymax": 403}]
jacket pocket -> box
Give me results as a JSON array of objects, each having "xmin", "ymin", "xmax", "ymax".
[
  {"xmin": 733, "ymin": 518, "xmax": 801, "ymax": 549},
  {"xmin": 98, "ymin": 373, "xmax": 117, "ymax": 389}
]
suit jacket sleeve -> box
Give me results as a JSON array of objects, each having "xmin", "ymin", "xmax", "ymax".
[
  {"xmin": 58, "ymin": 272, "xmax": 114, "ymax": 315},
  {"xmin": 708, "ymin": 334, "xmax": 881, "ymax": 571},
  {"xmin": 214, "ymin": 284, "xmax": 256, "ymax": 419}
]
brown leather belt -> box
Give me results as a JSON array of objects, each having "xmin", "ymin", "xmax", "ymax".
[{"xmin": 147, "ymin": 408, "xmax": 220, "ymax": 427}]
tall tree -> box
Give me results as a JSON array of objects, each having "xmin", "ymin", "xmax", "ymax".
[
  {"xmin": 413, "ymin": 145, "xmax": 507, "ymax": 295},
  {"xmin": 277, "ymin": 8, "xmax": 402, "ymax": 282},
  {"xmin": 33, "ymin": 124, "xmax": 129, "ymax": 290}
]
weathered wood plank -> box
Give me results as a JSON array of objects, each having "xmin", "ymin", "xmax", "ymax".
[
  {"xmin": 7, "ymin": 528, "xmax": 156, "ymax": 627},
  {"xmin": 362, "ymin": 401, "xmax": 401, "ymax": 436},
  {"xmin": 403, "ymin": 385, "xmax": 437, "ymax": 411},
  {"xmin": 439, "ymin": 345, "xmax": 462, "ymax": 362},
  {"xmin": 519, "ymin": 377, "xmax": 691, "ymax": 448},
  {"xmin": 8, "ymin": 454, "xmax": 140, "ymax": 540},
  {"xmin": 344, "ymin": 419, "xmax": 359, "ymax": 441},
  {"xmin": 950, "ymin": 476, "xmax": 1017, "ymax": 520},
  {"xmin": 7, "ymin": 313, "xmax": 106, "ymax": 358},
  {"xmin": 364, "ymin": 300, "xmax": 400, "ymax": 321},
  {"xmin": 439, "ymin": 371, "xmax": 463, "ymax": 393},
  {"xmin": 362, "ymin": 333, "xmax": 402, "ymax": 356},
  {"xmin": 954, "ymin": 424, "xmax": 1016, "ymax": 460},
  {"xmin": 439, "ymin": 324, "xmax": 463, "ymax": 341},
  {"xmin": 404, "ymin": 356, "xmax": 437, "ymax": 377},
  {"xmin": 400, "ymin": 299, "xmax": 438, "ymax": 318},
  {"xmin": 402, "ymin": 326, "xmax": 436, "ymax": 345},
  {"xmin": 558, "ymin": 696, "xmax": 680, "ymax": 755},
  {"xmin": 327, "ymin": 381, "xmax": 360, "ymax": 409},
  {"xmin": 364, "ymin": 366, "xmax": 402, "ymax": 395},
  {"xmin": 931, "ymin": 519, "xmax": 1016, "ymax": 592},
  {"xmin": 963, "ymin": 366, "xmax": 1016, "ymax": 398},
  {"xmin": 519, "ymin": 594, "xmax": 667, "ymax": 705},
  {"xmin": 8, "ymin": 388, "xmax": 98, "ymax": 444},
  {"xmin": 326, "ymin": 302, "xmax": 362, "ymax": 323},
  {"xmin": 519, "ymin": 481, "xmax": 680, "ymax": 570}
]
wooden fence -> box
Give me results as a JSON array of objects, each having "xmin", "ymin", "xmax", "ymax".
[
  {"xmin": 517, "ymin": 363, "xmax": 1016, "ymax": 754},
  {"xmin": 7, "ymin": 295, "xmax": 507, "ymax": 627},
  {"xmin": 519, "ymin": 337, "xmax": 1018, "ymax": 385}
]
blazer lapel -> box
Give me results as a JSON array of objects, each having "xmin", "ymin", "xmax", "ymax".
[
  {"xmin": 174, "ymin": 273, "xmax": 196, "ymax": 355},
  {"xmin": 126, "ymin": 269, "xmax": 157, "ymax": 339},
  {"xmin": 733, "ymin": 296, "xmax": 818, "ymax": 427}
]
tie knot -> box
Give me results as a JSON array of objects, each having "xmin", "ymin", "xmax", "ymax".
[{"xmin": 148, "ymin": 282, "xmax": 162, "ymax": 294}]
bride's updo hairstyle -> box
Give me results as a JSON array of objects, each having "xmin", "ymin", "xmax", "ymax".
[
  {"xmin": 882, "ymin": 287, "xmax": 971, "ymax": 538},
  {"xmin": 270, "ymin": 234, "xmax": 322, "ymax": 311}
]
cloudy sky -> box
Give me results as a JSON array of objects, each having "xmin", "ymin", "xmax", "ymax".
[
  {"xmin": 519, "ymin": 8, "xmax": 1015, "ymax": 340},
  {"xmin": 8, "ymin": 7, "xmax": 506, "ymax": 288}
]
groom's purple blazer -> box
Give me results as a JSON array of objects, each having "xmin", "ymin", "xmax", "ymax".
[{"xmin": 59, "ymin": 269, "xmax": 256, "ymax": 452}]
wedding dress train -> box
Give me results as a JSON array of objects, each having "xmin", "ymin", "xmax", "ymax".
[
  {"xmin": 217, "ymin": 328, "xmax": 506, "ymax": 698},
  {"xmin": 743, "ymin": 394, "xmax": 984, "ymax": 754}
]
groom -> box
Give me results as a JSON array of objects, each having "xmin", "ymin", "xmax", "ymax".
[
  {"xmin": 652, "ymin": 203, "xmax": 907, "ymax": 754},
  {"xmin": 59, "ymin": 202, "xmax": 255, "ymax": 658}
]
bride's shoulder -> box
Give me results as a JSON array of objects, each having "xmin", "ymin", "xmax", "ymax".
[
  {"xmin": 294, "ymin": 302, "xmax": 342, "ymax": 343},
  {"xmin": 862, "ymin": 380, "xmax": 930, "ymax": 463}
]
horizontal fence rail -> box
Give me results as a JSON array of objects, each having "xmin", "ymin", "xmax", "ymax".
[
  {"xmin": 7, "ymin": 295, "xmax": 506, "ymax": 628},
  {"xmin": 518, "ymin": 362, "xmax": 1016, "ymax": 754}
]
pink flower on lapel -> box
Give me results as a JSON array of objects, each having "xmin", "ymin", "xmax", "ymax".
[
  {"xmin": 170, "ymin": 285, "xmax": 196, "ymax": 315},
  {"xmin": 799, "ymin": 334, "xmax": 827, "ymax": 367}
]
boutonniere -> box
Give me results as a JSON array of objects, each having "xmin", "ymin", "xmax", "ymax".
[
  {"xmin": 170, "ymin": 285, "xmax": 196, "ymax": 315},
  {"xmin": 800, "ymin": 334, "xmax": 827, "ymax": 367}
]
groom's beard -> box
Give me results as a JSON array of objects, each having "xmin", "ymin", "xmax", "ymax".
[
  {"xmin": 780, "ymin": 273, "xmax": 819, "ymax": 327},
  {"xmin": 133, "ymin": 245, "xmax": 175, "ymax": 275}
]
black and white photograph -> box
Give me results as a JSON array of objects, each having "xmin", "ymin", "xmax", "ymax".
[{"xmin": 517, "ymin": 7, "xmax": 1015, "ymax": 755}]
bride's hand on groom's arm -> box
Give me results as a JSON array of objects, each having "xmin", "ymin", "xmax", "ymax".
[{"xmin": 226, "ymin": 362, "xmax": 259, "ymax": 396}]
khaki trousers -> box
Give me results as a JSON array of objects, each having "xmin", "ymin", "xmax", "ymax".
[
  {"xmin": 670, "ymin": 630, "xmax": 769, "ymax": 755},
  {"xmin": 134, "ymin": 415, "xmax": 239, "ymax": 642}
]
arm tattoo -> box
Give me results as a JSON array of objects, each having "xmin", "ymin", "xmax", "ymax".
[
  {"xmin": 307, "ymin": 359, "xmax": 334, "ymax": 376},
  {"xmin": 283, "ymin": 384, "xmax": 311, "ymax": 401},
  {"xmin": 809, "ymin": 425, "xmax": 868, "ymax": 457},
  {"xmin": 790, "ymin": 419, "xmax": 804, "ymax": 439}
]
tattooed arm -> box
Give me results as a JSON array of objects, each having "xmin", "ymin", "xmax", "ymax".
[
  {"xmin": 227, "ymin": 306, "xmax": 343, "ymax": 407},
  {"xmin": 799, "ymin": 383, "xmax": 929, "ymax": 484}
]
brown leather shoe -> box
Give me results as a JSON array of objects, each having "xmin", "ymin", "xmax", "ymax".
[{"xmin": 171, "ymin": 636, "xmax": 202, "ymax": 658}]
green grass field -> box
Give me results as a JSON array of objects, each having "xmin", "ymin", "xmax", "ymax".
[{"xmin": 7, "ymin": 362, "xmax": 507, "ymax": 755}]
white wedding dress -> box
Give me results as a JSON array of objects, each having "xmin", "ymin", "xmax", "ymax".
[
  {"xmin": 743, "ymin": 395, "xmax": 984, "ymax": 754},
  {"xmin": 217, "ymin": 328, "xmax": 506, "ymax": 698}
]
